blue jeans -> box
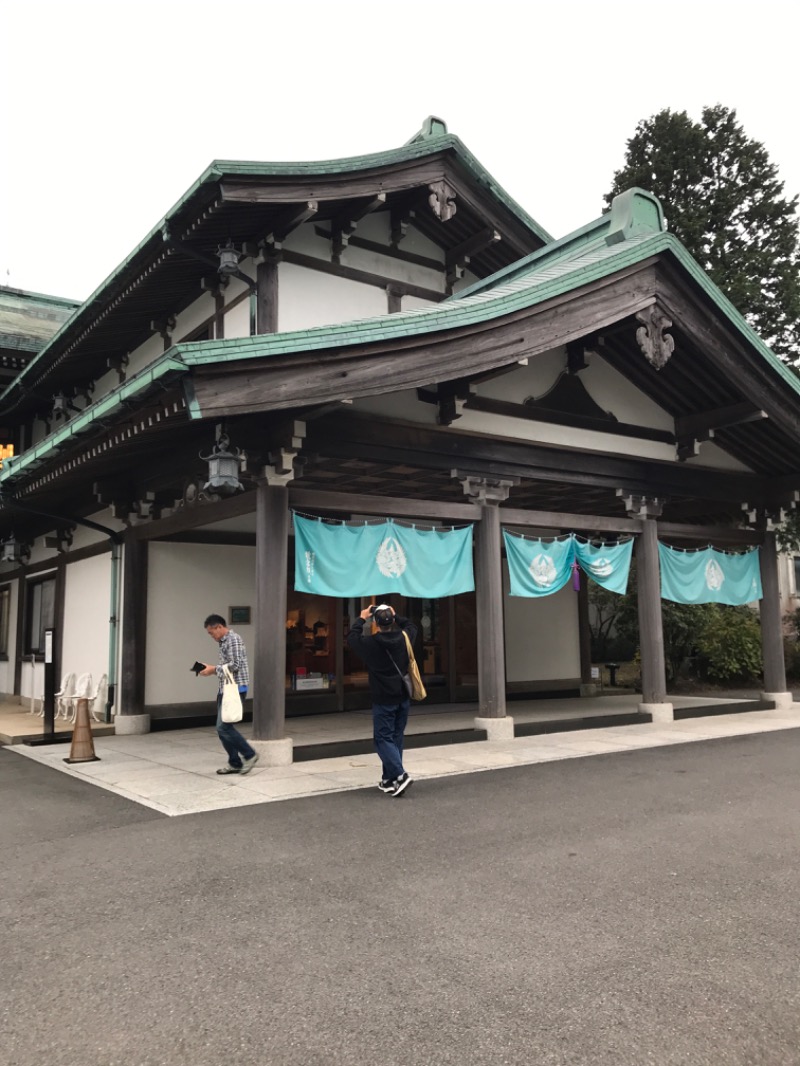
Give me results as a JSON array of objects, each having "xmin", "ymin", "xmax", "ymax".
[
  {"xmin": 216, "ymin": 690, "xmax": 256, "ymax": 769},
  {"xmin": 373, "ymin": 699, "xmax": 410, "ymax": 782}
]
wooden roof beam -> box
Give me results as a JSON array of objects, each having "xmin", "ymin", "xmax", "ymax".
[
  {"xmin": 675, "ymin": 402, "xmax": 767, "ymax": 439},
  {"xmin": 261, "ymin": 201, "xmax": 319, "ymax": 252},
  {"xmin": 331, "ymin": 193, "xmax": 387, "ymax": 262},
  {"xmin": 446, "ymin": 227, "xmax": 501, "ymax": 289}
]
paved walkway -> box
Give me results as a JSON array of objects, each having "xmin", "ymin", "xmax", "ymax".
[{"xmin": 7, "ymin": 695, "xmax": 800, "ymax": 817}]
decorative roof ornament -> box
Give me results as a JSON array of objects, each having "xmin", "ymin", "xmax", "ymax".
[{"xmin": 635, "ymin": 305, "xmax": 675, "ymax": 371}]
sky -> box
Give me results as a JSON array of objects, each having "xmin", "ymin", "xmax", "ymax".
[{"xmin": 2, "ymin": 0, "xmax": 799, "ymax": 303}]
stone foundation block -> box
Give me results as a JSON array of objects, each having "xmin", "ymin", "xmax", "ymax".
[
  {"xmin": 761, "ymin": 691, "xmax": 796, "ymax": 711},
  {"xmin": 639, "ymin": 702, "xmax": 674, "ymax": 722},
  {"xmin": 251, "ymin": 737, "xmax": 294, "ymax": 766},
  {"xmin": 474, "ymin": 715, "xmax": 515, "ymax": 741},
  {"xmin": 115, "ymin": 714, "xmax": 151, "ymax": 735}
]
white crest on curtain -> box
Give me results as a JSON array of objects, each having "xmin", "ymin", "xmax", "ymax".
[
  {"xmin": 587, "ymin": 557, "xmax": 614, "ymax": 578},
  {"xmin": 305, "ymin": 551, "xmax": 315, "ymax": 581},
  {"xmin": 705, "ymin": 558, "xmax": 725, "ymax": 591},
  {"xmin": 529, "ymin": 554, "xmax": 558, "ymax": 588},
  {"xmin": 376, "ymin": 537, "xmax": 407, "ymax": 578}
]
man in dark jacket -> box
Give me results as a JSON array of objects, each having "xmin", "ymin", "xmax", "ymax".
[{"xmin": 347, "ymin": 603, "xmax": 417, "ymax": 796}]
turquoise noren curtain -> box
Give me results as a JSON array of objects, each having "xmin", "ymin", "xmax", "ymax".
[
  {"xmin": 658, "ymin": 544, "xmax": 762, "ymax": 605},
  {"xmin": 294, "ymin": 515, "xmax": 474, "ymax": 597},
  {"xmin": 504, "ymin": 531, "xmax": 632, "ymax": 597}
]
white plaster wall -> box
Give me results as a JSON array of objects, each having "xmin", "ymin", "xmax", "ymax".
[
  {"xmin": 222, "ymin": 281, "xmax": 252, "ymax": 339},
  {"xmin": 0, "ymin": 579, "xmax": 19, "ymax": 699},
  {"xmin": 146, "ymin": 542, "xmax": 256, "ymax": 705},
  {"xmin": 503, "ymin": 561, "xmax": 580, "ymax": 682},
  {"xmin": 18, "ymin": 568, "xmax": 57, "ymax": 707},
  {"xmin": 278, "ymin": 262, "xmax": 387, "ymax": 332},
  {"xmin": 61, "ymin": 552, "xmax": 112, "ymax": 690},
  {"xmin": 173, "ymin": 292, "xmax": 216, "ymax": 341}
]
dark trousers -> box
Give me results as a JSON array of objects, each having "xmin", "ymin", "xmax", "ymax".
[
  {"xmin": 373, "ymin": 699, "xmax": 410, "ymax": 782},
  {"xmin": 216, "ymin": 690, "xmax": 256, "ymax": 769}
]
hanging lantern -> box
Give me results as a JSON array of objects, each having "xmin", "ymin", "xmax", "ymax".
[
  {"xmin": 200, "ymin": 433, "xmax": 243, "ymax": 496},
  {"xmin": 216, "ymin": 240, "xmax": 241, "ymax": 276}
]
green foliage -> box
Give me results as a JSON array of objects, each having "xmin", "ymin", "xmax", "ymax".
[
  {"xmin": 606, "ymin": 105, "xmax": 800, "ymax": 362},
  {"xmin": 588, "ymin": 560, "xmax": 763, "ymax": 683},
  {"xmin": 693, "ymin": 605, "xmax": 763, "ymax": 683}
]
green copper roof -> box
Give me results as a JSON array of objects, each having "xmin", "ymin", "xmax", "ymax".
[
  {"xmin": 4, "ymin": 188, "xmax": 798, "ymax": 486},
  {"xmin": 165, "ymin": 187, "xmax": 800, "ymax": 400},
  {"xmin": 2, "ymin": 118, "xmax": 551, "ymax": 406}
]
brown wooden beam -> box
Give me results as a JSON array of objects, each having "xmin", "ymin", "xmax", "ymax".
[
  {"xmin": 289, "ymin": 487, "xmax": 481, "ymax": 521},
  {"xmin": 499, "ymin": 507, "xmax": 641, "ymax": 533},
  {"xmin": 675, "ymin": 401, "xmax": 767, "ymax": 439},
  {"xmin": 189, "ymin": 264, "xmax": 658, "ymax": 419},
  {"xmin": 280, "ymin": 249, "xmax": 445, "ymax": 303},
  {"xmin": 466, "ymin": 394, "xmax": 675, "ymax": 445}
]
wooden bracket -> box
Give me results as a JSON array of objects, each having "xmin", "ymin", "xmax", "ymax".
[
  {"xmin": 616, "ymin": 490, "xmax": 665, "ymax": 518},
  {"xmin": 330, "ymin": 193, "xmax": 386, "ymax": 263},
  {"xmin": 107, "ymin": 352, "xmax": 130, "ymax": 384},
  {"xmin": 453, "ymin": 469, "xmax": 517, "ymax": 504}
]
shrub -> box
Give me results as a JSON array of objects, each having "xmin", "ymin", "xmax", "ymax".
[{"xmin": 694, "ymin": 605, "xmax": 762, "ymax": 683}]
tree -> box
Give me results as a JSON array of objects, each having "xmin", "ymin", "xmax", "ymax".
[{"xmin": 606, "ymin": 105, "xmax": 800, "ymax": 362}]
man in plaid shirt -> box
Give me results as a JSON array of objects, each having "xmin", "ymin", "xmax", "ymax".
[{"xmin": 200, "ymin": 613, "xmax": 259, "ymax": 775}]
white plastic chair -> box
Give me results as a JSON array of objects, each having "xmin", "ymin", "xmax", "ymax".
[
  {"xmin": 86, "ymin": 673, "xmax": 108, "ymax": 723},
  {"xmin": 67, "ymin": 672, "xmax": 93, "ymax": 723},
  {"xmin": 33, "ymin": 671, "xmax": 76, "ymax": 717},
  {"xmin": 55, "ymin": 672, "xmax": 77, "ymax": 720}
]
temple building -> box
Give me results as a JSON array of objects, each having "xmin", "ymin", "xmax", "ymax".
[{"xmin": 0, "ymin": 117, "xmax": 797, "ymax": 763}]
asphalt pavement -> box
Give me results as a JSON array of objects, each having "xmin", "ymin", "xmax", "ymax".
[{"xmin": 2, "ymin": 732, "xmax": 800, "ymax": 1066}]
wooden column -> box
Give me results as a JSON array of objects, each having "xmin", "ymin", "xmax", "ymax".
[
  {"xmin": 256, "ymin": 258, "xmax": 279, "ymax": 334},
  {"xmin": 475, "ymin": 501, "xmax": 506, "ymax": 718},
  {"xmin": 577, "ymin": 575, "xmax": 594, "ymax": 693},
  {"xmin": 759, "ymin": 530, "xmax": 787, "ymax": 694},
  {"xmin": 253, "ymin": 478, "xmax": 289, "ymax": 741},
  {"xmin": 636, "ymin": 517, "xmax": 668, "ymax": 705},
  {"xmin": 119, "ymin": 531, "xmax": 148, "ymax": 716},
  {"xmin": 455, "ymin": 473, "xmax": 516, "ymax": 730}
]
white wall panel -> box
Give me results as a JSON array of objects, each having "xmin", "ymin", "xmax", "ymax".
[
  {"xmin": 146, "ymin": 542, "xmax": 256, "ymax": 705},
  {"xmin": 503, "ymin": 562, "xmax": 580, "ymax": 682}
]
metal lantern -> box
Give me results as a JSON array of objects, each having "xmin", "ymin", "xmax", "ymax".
[
  {"xmin": 216, "ymin": 240, "xmax": 241, "ymax": 276},
  {"xmin": 200, "ymin": 433, "xmax": 243, "ymax": 496},
  {"xmin": 1, "ymin": 535, "xmax": 26, "ymax": 563}
]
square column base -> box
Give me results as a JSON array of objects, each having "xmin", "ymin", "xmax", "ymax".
[
  {"xmin": 115, "ymin": 714, "xmax": 151, "ymax": 735},
  {"xmin": 639, "ymin": 702, "xmax": 674, "ymax": 722},
  {"xmin": 251, "ymin": 737, "xmax": 293, "ymax": 766},
  {"xmin": 761, "ymin": 691, "xmax": 796, "ymax": 711},
  {"xmin": 474, "ymin": 715, "xmax": 515, "ymax": 741},
  {"xmin": 580, "ymin": 683, "xmax": 598, "ymax": 697}
]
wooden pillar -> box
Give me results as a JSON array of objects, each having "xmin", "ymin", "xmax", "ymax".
[
  {"xmin": 577, "ymin": 575, "xmax": 594, "ymax": 694},
  {"xmin": 119, "ymin": 531, "xmax": 147, "ymax": 717},
  {"xmin": 456, "ymin": 472, "xmax": 517, "ymax": 737},
  {"xmin": 475, "ymin": 502, "xmax": 506, "ymax": 718},
  {"xmin": 256, "ymin": 258, "xmax": 279, "ymax": 334},
  {"xmin": 759, "ymin": 531, "xmax": 788, "ymax": 696},
  {"xmin": 253, "ymin": 478, "xmax": 290, "ymax": 742},
  {"xmin": 636, "ymin": 517, "xmax": 668, "ymax": 706},
  {"xmin": 335, "ymin": 602, "xmax": 345, "ymax": 712},
  {"xmin": 618, "ymin": 491, "xmax": 671, "ymax": 719}
]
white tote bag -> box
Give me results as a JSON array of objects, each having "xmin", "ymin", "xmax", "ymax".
[{"xmin": 220, "ymin": 665, "xmax": 243, "ymax": 723}]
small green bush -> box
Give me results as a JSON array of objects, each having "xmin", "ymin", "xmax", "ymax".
[{"xmin": 694, "ymin": 605, "xmax": 762, "ymax": 683}]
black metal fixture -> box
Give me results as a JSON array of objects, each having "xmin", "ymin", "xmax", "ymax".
[
  {"xmin": 200, "ymin": 430, "xmax": 244, "ymax": 496},
  {"xmin": 216, "ymin": 239, "xmax": 242, "ymax": 276},
  {"xmin": 1, "ymin": 534, "xmax": 30, "ymax": 563}
]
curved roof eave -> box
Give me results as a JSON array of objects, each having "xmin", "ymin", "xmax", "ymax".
[{"xmin": 0, "ymin": 128, "xmax": 551, "ymax": 411}]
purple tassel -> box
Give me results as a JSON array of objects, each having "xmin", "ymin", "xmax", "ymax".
[{"xmin": 572, "ymin": 561, "xmax": 581, "ymax": 591}]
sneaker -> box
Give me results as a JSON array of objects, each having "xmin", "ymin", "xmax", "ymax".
[
  {"xmin": 392, "ymin": 772, "xmax": 413, "ymax": 797},
  {"xmin": 378, "ymin": 779, "xmax": 395, "ymax": 794},
  {"xmin": 216, "ymin": 764, "xmax": 241, "ymax": 775},
  {"xmin": 240, "ymin": 752, "xmax": 260, "ymax": 775}
]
